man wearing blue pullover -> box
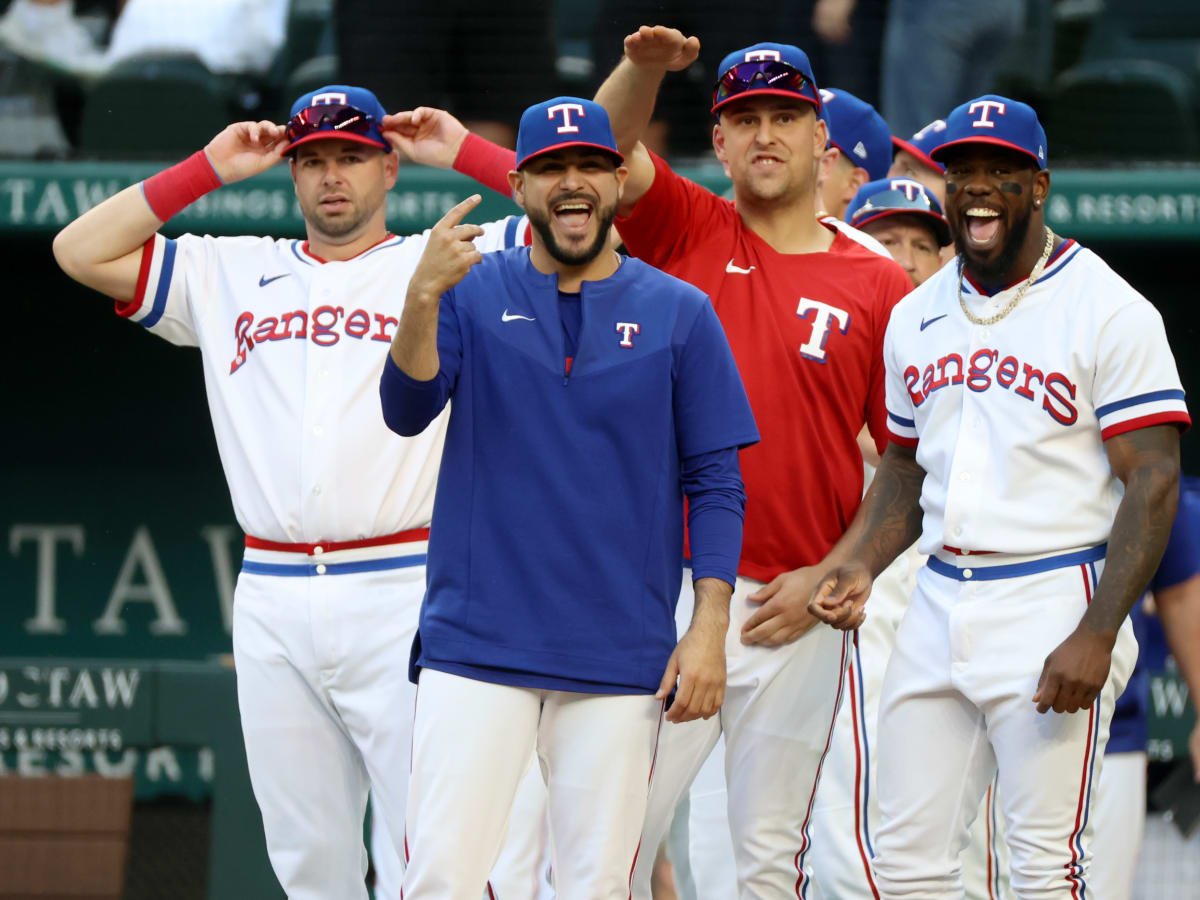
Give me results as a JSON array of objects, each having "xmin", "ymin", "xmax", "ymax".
[{"xmin": 379, "ymin": 96, "xmax": 758, "ymax": 900}]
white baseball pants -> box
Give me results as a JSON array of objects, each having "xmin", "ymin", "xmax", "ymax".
[
  {"xmin": 1087, "ymin": 750, "xmax": 1146, "ymax": 900},
  {"xmin": 631, "ymin": 574, "xmax": 850, "ymax": 899},
  {"xmin": 871, "ymin": 553, "xmax": 1137, "ymax": 899},
  {"xmin": 402, "ymin": 669, "xmax": 663, "ymax": 900},
  {"xmin": 232, "ymin": 541, "xmax": 426, "ymax": 900},
  {"xmin": 810, "ymin": 545, "xmax": 1014, "ymax": 900}
]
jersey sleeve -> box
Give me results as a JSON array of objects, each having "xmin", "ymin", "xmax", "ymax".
[
  {"xmin": 615, "ymin": 150, "xmax": 732, "ymax": 270},
  {"xmin": 867, "ymin": 266, "xmax": 916, "ymax": 453},
  {"xmin": 113, "ymin": 232, "xmax": 208, "ymax": 347},
  {"xmin": 673, "ymin": 296, "xmax": 760, "ymax": 458},
  {"xmin": 1093, "ymin": 300, "xmax": 1190, "ymax": 440},
  {"xmin": 475, "ymin": 215, "xmax": 530, "ymax": 252},
  {"xmin": 883, "ymin": 312, "xmax": 920, "ymax": 447}
]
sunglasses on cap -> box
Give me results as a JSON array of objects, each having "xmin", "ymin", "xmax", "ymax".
[
  {"xmin": 285, "ymin": 104, "xmax": 378, "ymax": 143},
  {"xmin": 712, "ymin": 61, "xmax": 812, "ymax": 110}
]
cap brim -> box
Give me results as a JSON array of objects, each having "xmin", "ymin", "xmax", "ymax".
[
  {"xmin": 712, "ymin": 89, "xmax": 821, "ymax": 115},
  {"xmin": 891, "ymin": 136, "xmax": 944, "ymax": 174},
  {"xmin": 515, "ymin": 141, "xmax": 624, "ymax": 170},
  {"xmin": 284, "ymin": 131, "xmax": 390, "ymax": 155},
  {"xmin": 929, "ymin": 136, "xmax": 1043, "ymax": 169},
  {"xmin": 852, "ymin": 208, "xmax": 952, "ymax": 246}
]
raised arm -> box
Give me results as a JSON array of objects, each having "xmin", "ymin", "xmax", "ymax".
[
  {"xmin": 52, "ymin": 121, "xmax": 287, "ymax": 300},
  {"xmin": 593, "ymin": 25, "xmax": 699, "ymax": 213},
  {"xmin": 1033, "ymin": 424, "xmax": 1180, "ymax": 714}
]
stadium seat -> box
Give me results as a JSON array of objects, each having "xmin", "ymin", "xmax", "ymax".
[
  {"xmin": 1048, "ymin": 59, "xmax": 1199, "ymax": 158},
  {"xmin": 80, "ymin": 53, "xmax": 248, "ymax": 158}
]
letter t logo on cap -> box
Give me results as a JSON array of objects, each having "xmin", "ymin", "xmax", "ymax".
[
  {"xmin": 547, "ymin": 102, "xmax": 585, "ymax": 134},
  {"xmin": 968, "ymin": 100, "xmax": 1006, "ymax": 128},
  {"xmin": 744, "ymin": 49, "xmax": 782, "ymax": 62}
]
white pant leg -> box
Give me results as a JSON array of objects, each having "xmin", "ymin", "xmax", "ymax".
[
  {"xmin": 631, "ymin": 576, "xmax": 724, "ymax": 900},
  {"xmin": 490, "ymin": 756, "xmax": 554, "ymax": 900},
  {"xmin": 1087, "ymin": 751, "xmax": 1146, "ymax": 900},
  {"xmin": 682, "ymin": 734, "xmax": 737, "ymax": 897},
  {"xmin": 539, "ymin": 690, "xmax": 663, "ymax": 900},
  {"xmin": 720, "ymin": 576, "xmax": 851, "ymax": 899},
  {"xmin": 955, "ymin": 561, "xmax": 1136, "ymax": 899},
  {"xmin": 872, "ymin": 568, "xmax": 999, "ymax": 900},
  {"xmin": 371, "ymin": 798, "xmax": 402, "ymax": 900},
  {"xmin": 404, "ymin": 670, "xmax": 542, "ymax": 900},
  {"xmin": 232, "ymin": 571, "xmax": 373, "ymax": 900},
  {"xmin": 962, "ymin": 774, "xmax": 1014, "ymax": 900}
]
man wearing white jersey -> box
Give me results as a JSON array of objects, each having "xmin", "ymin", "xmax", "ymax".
[
  {"xmin": 812, "ymin": 95, "xmax": 1189, "ymax": 898},
  {"xmin": 51, "ymin": 84, "xmax": 529, "ymax": 900},
  {"xmin": 812, "ymin": 177, "xmax": 1012, "ymax": 900}
]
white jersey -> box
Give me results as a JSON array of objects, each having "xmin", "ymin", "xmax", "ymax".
[
  {"xmin": 821, "ymin": 214, "xmax": 891, "ymax": 258},
  {"xmin": 884, "ymin": 239, "xmax": 1189, "ymax": 556},
  {"xmin": 118, "ymin": 215, "xmax": 530, "ymax": 542}
]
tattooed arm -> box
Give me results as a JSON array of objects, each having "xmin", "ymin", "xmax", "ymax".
[
  {"xmin": 807, "ymin": 441, "xmax": 927, "ymax": 629},
  {"xmin": 1033, "ymin": 424, "xmax": 1180, "ymax": 714}
]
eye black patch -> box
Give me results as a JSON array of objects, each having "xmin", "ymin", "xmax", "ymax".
[
  {"xmin": 1000, "ymin": 182, "xmax": 1023, "ymax": 195},
  {"xmin": 945, "ymin": 183, "xmax": 958, "ymax": 193}
]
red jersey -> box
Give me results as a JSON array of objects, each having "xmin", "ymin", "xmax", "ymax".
[{"xmin": 617, "ymin": 152, "xmax": 913, "ymax": 581}]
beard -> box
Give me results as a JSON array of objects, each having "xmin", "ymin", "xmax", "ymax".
[
  {"xmin": 527, "ymin": 198, "xmax": 617, "ymax": 266},
  {"xmin": 955, "ymin": 201, "xmax": 1033, "ymax": 285}
]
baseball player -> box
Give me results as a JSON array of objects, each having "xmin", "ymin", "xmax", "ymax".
[
  {"xmin": 50, "ymin": 84, "xmax": 532, "ymax": 900},
  {"xmin": 812, "ymin": 177, "xmax": 1012, "ymax": 900},
  {"xmin": 812, "ymin": 94, "xmax": 1190, "ymax": 898},
  {"xmin": 816, "ymin": 87, "xmax": 893, "ymax": 221},
  {"xmin": 381, "ymin": 95, "xmax": 759, "ymax": 900},
  {"xmin": 387, "ymin": 33, "xmax": 912, "ymax": 895},
  {"xmin": 888, "ymin": 118, "xmax": 948, "ymax": 202},
  {"xmin": 592, "ymin": 28, "xmax": 912, "ymax": 897}
]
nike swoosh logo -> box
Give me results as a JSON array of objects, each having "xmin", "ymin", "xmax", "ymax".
[
  {"xmin": 920, "ymin": 314, "xmax": 947, "ymax": 331},
  {"xmin": 725, "ymin": 259, "xmax": 755, "ymax": 275},
  {"xmin": 501, "ymin": 309, "xmax": 536, "ymax": 323},
  {"xmin": 259, "ymin": 273, "xmax": 290, "ymax": 287}
]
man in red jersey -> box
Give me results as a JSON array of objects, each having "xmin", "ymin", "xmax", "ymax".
[
  {"xmin": 384, "ymin": 26, "xmax": 910, "ymax": 895},
  {"xmin": 593, "ymin": 25, "xmax": 912, "ymax": 898}
]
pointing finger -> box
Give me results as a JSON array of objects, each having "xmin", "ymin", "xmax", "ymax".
[{"xmin": 437, "ymin": 194, "xmax": 482, "ymax": 230}]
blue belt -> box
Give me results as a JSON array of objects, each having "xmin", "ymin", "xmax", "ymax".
[
  {"xmin": 927, "ymin": 544, "xmax": 1106, "ymax": 582},
  {"xmin": 241, "ymin": 553, "xmax": 427, "ymax": 577}
]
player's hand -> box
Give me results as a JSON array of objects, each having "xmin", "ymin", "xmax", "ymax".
[
  {"xmin": 808, "ymin": 562, "xmax": 873, "ymax": 630},
  {"xmin": 741, "ymin": 567, "xmax": 823, "ymax": 646},
  {"xmin": 382, "ymin": 108, "xmax": 469, "ymax": 169},
  {"xmin": 657, "ymin": 618, "xmax": 727, "ymax": 723},
  {"xmin": 1032, "ymin": 625, "xmax": 1115, "ymax": 714},
  {"xmin": 812, "ymin": 0, "xmax": 855, "ymax": 44},
  {"xmin": 204, "ymin": 121, "xmax": 288, "ymax": 183},
  {"xmin": 623, "ymin": 25, "xmax": 700, "ymax": 73},
  {"xmin": 407, "ymin": 195, "xmax": 486, "ymax": 302}
]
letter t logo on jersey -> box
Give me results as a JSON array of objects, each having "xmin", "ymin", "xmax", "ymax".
[
  {"xmin": 547, "ymin": 102, "xmax": 585, "ymax": 134},
  {"xmin": 616, "ymin": 322, "xmax": 640, "ymax": 348},
  {"xmin": 968, "ymin": 100, "xmax": 1006, "ymax": 128},
  {"xmin": 796, "ymin": 298, "xmax": 850, "ymax": 363}
]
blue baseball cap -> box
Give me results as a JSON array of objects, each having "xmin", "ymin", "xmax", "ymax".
[
  {"xmin": 712, "ymin": 43, "xmax": 821, "ymax": 114},
  {"xmin": 819, "ymin": 88, "xmax": 892, "ymax": 181},
  {"xmin": 847, "ymin": 177, "xmax": 952, "ymax": 246},
  {"xmin": 930, "ymin": 94, "xmax": 1047, "ymax": 169},
  {"xmin": 891, "ymin": 118, "xmax": 948, "ymax": 174},
  {"xmin": 515, "ymin": 96, "xmax": 623, "ymax": 169},
  {"xmin": 285, "ymin": 84, "xmax": 390, "ymax": 154}
]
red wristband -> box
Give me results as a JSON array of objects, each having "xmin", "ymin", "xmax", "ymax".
[
  {"xmin": 453, "ymin": 133, "xmax": 517, "ymax": 199},
  {"xmin": 141, "ymin": 150, "xmax": 223, "ymax": 222}
]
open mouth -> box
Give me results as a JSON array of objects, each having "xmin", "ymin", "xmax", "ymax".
[
  {"xmin": 552, "ymin": 198, "xmax": 594, "ymax": 237},
  {"xmin": 751, "ymin": 154, "xmax": 784, "ymax": 170},
  {"xmin": 963, "ymin": 207, "xmax": 1002, "ymax": 249}
]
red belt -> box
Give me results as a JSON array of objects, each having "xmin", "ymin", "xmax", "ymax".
[
  {"xmin": 244, "ymin": 527, "xmax": 430, "ymax": 555},
  {"xmin": 942, "ymin": 545, "xmax": 996, "ymax": 556}
]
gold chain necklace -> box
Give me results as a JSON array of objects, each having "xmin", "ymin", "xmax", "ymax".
[{"xmin": 958, "ymin": 226, "xmax": 1055, "ymax": 326}]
